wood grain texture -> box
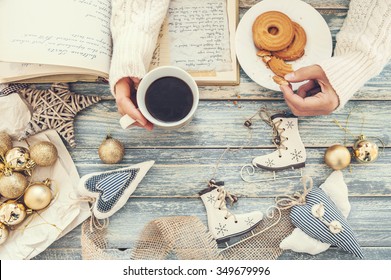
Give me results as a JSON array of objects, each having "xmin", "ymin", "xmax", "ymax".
[
  {"xmin": 27, "ymin": 0, "xmax": 391, "ymax": 261},
  {"xmin": 33, "ymin": 247, "xmax": 391, "ymax": 260},
  {"xmin": 72, "ymin": 100, "xmax": 391, "ymax": 148},
  {"xmin": 70, "ymin": 148, "xmax": 391, "ymax": 197},
  {"xmin": 34, "ymin": 197, "xmax": 391, "ymax": 260},
  {"xmin": 68, "ymin": 61, "xmax": 391, "ymax": 101}
]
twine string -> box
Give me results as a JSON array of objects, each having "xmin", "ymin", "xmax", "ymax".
[
  {"xmin": 275, "ymin": 176, "xmax": 313, "ymax": 210},
  {"xmin": 213, "ymin": 186, "xmax": 238, "ymax": 222},
  {"xmin": 259, "ymin": 108, "xmax": 287, "ymax": 156},
  {"xmin": 68, "ymin": 194, "xmax": 109, "ymax": 233}
]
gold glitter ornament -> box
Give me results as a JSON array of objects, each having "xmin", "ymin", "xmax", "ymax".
[
  {"xmin": 5, "ymin": 147, "xmax": 36, "ymax": 173},
  {"xmin": 353, "ymin": 135, "xmax": 379, "ymax": 164},
  {"xmin": 0, "ymin": 222, "xmax": 9, "ymax": 245},
  {"xmin": 98, "ymin": 135, "xmax": 125, "ymax": 164},
  {"xmin": 0, "ymin": 172, "xmax": 28, "ymax": 199},
  {"xmin": 0, "ymin": 200, "xmax": 28, "ymax": 226},
  {"xmin": 30, "ymin": 141, "xmax": 58, "ymax": 167},
  {"xmin": 23, "ymin": 179, "xmax": 52, "ymax": 211},
  {"xmin": 324, "ymin": 144, "xmax": 351, "ymax": 170},
  {"xmin": 0, "ymin": 132, "xmax": 12, "ymax": 156}
]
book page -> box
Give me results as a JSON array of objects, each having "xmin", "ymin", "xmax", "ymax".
[
  {"xmin": 0, "ymin": 0, "xmax": 112, "ymax": 74},
  {"xmin": 151, "ymin": 0, "xmax": 233, "ymax": 74},
  {"xmin": 0, "ymin": 62, "xmax": 107, "ymax": 83}
]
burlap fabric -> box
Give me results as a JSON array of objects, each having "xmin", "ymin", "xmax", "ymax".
[
  {"xmin": 221, "ymin": 209, "xmax": 294, "ymax": 260},
  {"xmin": 81, "ymin": 221, "xmax": 116, "ymax": 260},
  {"xmin": 81, "ymin": 209, "xmax": 294, "ymax": 260}
]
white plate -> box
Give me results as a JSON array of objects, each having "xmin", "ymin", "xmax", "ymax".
[{"xmin": 235, "ymin": 0, "xmax": 332, "ymax": 91}]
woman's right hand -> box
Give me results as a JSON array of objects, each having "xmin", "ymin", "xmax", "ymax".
[
  {"xmin": 115, "ymin": 77, "xmax": 153, "ymax": 130},
  {"xmin": 280, "ymin": 65, "xmax": 339, "ymax": 116}
]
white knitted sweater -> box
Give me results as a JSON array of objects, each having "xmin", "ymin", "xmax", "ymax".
[
  {"xmin": 109, "ymin": 0, "xmax": 391, "ymax": 110},
  {"xmin": 109, "ymin": 0, "xmax": 170, "ymax": 94},
  {"xmin": 319, "ymin": 0, "xmax": 391, "ymax": 109}
]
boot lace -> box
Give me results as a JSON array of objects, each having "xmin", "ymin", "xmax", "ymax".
[
  {"xmin": 209, "ymin": 181, "xmax": 238, "ymax": 223},
  {"xmin": 260, "ymin": 110, "xmax": 287, "ymax": 157}
]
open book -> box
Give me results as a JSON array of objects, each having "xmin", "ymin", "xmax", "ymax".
[{"xmin": 0, "ymin": 0, "xmax": 239, "ymax": 86}]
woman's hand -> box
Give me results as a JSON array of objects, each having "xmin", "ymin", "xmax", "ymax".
[
  {"xmin": 280, "ymin": 65, "xmax": 340, "ymax": 116},
  {"xmin": 115, "ymin": 77, "xmax": 153, "ymax": 130}
]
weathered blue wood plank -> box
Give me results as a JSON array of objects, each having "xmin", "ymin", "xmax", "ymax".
[
  {"xmin": 41, "ymin": 197, "xmax": 391, "ymax": 252},
  {"xmin": 72, "ymin": 100, "xmax": 390, "ymax": 148},
  {"xmin": 69, "ymin": 148, "xmax": 391, "ymax": 197},
  {"xmin": 33, "ymin": 247, "xmax": 391, "ymax": 260}
]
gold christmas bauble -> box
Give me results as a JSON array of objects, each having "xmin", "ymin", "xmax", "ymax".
[
  {"xmin": 353, "ymin": 136, "xmax": 379, "ymax": 164},
  {"xmin": 0, "ymin": 200, "xmax": 27, "ymax": 226},
  {"xmin": 0, "ymin": 172, "xmax": 28, "ymax": 199},
  {"xmin": 0, "ymin": 222, "xmax": 9, "ymax": 245},
  {"xmin": 98, "ymin": 136, "xmax": 125, "ymax": 164},
  {"xmin": 324, "ymin": 144, "xmax": 351, "ymax": 170},
  {"xmin": 30, "ymin": 141, "xmax": 58, "ymax": 167},
  {"xmin": 0, "ymin": 131, "xmax": 12, "ymax": 156},
  {"xmin": 5, "ymin": 147, "xmax": 35, "ymax": 172},
  {"xmin": 23, "ymin": 180, "xmax": 52, "ymax": 210}
]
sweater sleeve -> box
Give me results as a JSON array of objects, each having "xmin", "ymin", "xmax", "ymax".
[
  {"xmin": 318, "ymin": 0, "xmax": 391, "ymax": 109},
  {"xmin": 109, "ymin": 0, "xmax": 170, "ymax": 95}
]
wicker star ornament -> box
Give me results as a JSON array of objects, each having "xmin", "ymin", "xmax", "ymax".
[{"xmin": 18, "ymin": 83, "xmax": 101, "ymax": 147}]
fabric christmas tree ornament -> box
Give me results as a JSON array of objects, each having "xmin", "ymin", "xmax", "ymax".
[
  {"xmin": 289, "ymin": 185, "xmax": 363, "ymax": 259},
  {"xmin": 280, "ymin": 171, "xmax": 352, "ymax": 255},
  {"xmin": 78, "ymin": 161, "xmax": 154, "ymax": 219}
]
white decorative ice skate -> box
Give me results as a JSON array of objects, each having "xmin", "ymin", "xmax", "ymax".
[
  {"xmin": 199, "ymin": 180, "xmax": 263, "ymax": 244},
  {"xmin": 252, "ymin": 113, "xmax": 306, "ymax": 171}
]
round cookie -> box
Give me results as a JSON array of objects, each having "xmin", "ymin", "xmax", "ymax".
[
  {"xmin": 252, "ymin": 11, "xmax": 295, "ymax": 51},
  {"xmin": 273, "ymin": 22, "xmax": 307, "ymax": 61}
]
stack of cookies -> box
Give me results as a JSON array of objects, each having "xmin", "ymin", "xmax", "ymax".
[{"xmin": 252, "ymin": 11, "xmax": 307, "ymax": 85}]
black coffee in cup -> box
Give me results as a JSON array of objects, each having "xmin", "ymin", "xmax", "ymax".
[{"xmin": 145, "ymin": 76, "xmax": 194, "ymax": 122}]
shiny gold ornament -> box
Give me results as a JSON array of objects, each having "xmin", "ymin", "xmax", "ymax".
[
  {"xmin": 353, "ymin": 135, "xmax": 379, "ymax": 164},
  {"xmin": 0, "ymin": 172, "xmax": 28, "ymax": 199},
  {"xmin": 324, "ymin": 144, "xmax": 351, "ymax": 170},
  {"xmin": 0, "ymin": 132, "xmax": 12, "ymax": 156},
  {"xmin": 23, "ymin": 179, "xmax": 52, "ymax": 210},
  {"xmin": 0, "ymin": 222, "xmax": 9, "ymax": 245},
  {"xmin": 0, "ymin": 200, "xmax": 28, "ymax": 226},
  {"xmin": 98, "ymin": 135, "xmax": 125, "ymax": 164},
  {"xmin": 30, "ymin": 141, "xmax": 58, "ymax": 167},
  {"xmin": 5, "ymin": 147, "xmax": 36, "ymax": 173}
]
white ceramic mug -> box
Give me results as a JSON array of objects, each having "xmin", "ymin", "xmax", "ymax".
[{"xmin": 119, "ymin": 66, "xmax": 199, "ymax": 130}]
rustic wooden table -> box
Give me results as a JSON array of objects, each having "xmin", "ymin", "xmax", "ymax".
[{"xmin": 35, "ymin": 0, "xmax": 391, "ymax": 260}]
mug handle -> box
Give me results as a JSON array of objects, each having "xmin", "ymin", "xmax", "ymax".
[{"xmin": 119, "ymin": 114, "xmax": 136, "ymax": 129}]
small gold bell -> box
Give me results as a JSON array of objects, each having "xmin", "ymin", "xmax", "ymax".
[{"xmin": 353, "ymin": 135, "xmax": 379, "ymax": 164}]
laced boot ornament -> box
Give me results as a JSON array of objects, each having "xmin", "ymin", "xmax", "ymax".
[
  {"xmin": 241, "ymin": 109, "xmax": 306, "ymax": 183},
  {"xmin": 199, "ymin": 180, "xmax": 263, "ymax": 245}
]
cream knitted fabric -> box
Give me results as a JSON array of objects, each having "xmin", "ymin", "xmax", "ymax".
[
  {"xmin": 109, "ymin": 0, "xmax": 170, "ymax": 94},
  {"xmin": 319, "ymin": 0, "xmax": 391, "ymax": 109}
]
